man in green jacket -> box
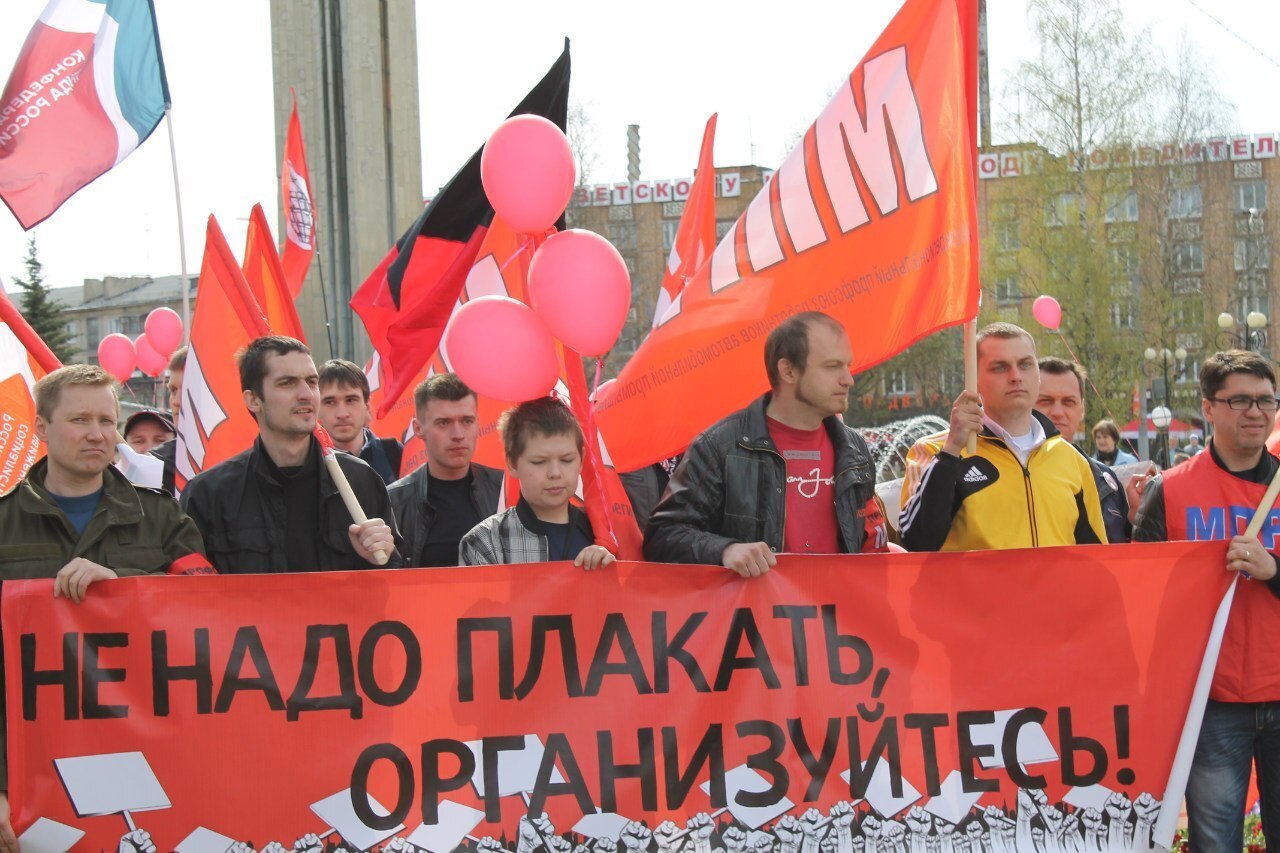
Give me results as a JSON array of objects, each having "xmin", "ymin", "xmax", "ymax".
[{"xmin": 0, "ymin": 364, "xmax": 210, "ymax": 849}]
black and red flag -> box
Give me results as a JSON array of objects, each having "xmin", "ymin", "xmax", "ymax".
[{"xmin": 351, "ymin": 40, "xmax": 570, "ymax": 416}]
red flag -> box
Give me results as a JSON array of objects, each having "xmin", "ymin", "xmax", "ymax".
[
  {"xmin": 653, "ymin": 114, "xmax": 718, "ymax": 328},
  {"xmin": 175, "ymin": 216, "xmax": 270, "ymax": 488},
  {"xmin": 0, "ymin": 292, "xmax": 60, "ymax": 494},
  {"xmin": 243, "ymin": 203, "xmax": 306, "ymax": 341},
  {"xmin": 0, "ymin": 0, "xmax": 168, "ymax": 229},
  {"xmin": 280, "ymin": 91, "xmax": 315, "ymax": 298},
  {"xmin": 596, "ymin": 0, "xmax": 981, "ymax": 470},
  {"xmin": 352, "ymin": 43, "xmax": 570, "ymax": 418}
]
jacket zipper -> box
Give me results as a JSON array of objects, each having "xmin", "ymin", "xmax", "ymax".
[{"xmin": 989, "ymin": 436, "xmax": 1039, "ymax": 547}]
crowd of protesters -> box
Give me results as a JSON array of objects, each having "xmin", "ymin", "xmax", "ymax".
[{"xmin": 0, "ymin": 311, "xmax": 1276, "ymax": 851}]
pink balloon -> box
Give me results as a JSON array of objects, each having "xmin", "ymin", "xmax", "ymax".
[
  {"xmin": 443, "ymin": 296, "xmax": 560, "ymax": 402},
  {"xmin": 527, "ymin": 229, "xmax": 631, "ymax": 357},
  {"xmin": 134, "ymin": 334, "xmax": 168, "ymax": 377},
  {"xmin": 1032, "ymin": 295, "xmax": 1062, "ymax": 331},
  {"xmin": 97, "ymin": 333, "xmax": 136, "ymax": 383},
  {"xmin": 144, "ymin": 307, "xmax": 183, "ymax": 357},
  {"xmin": 480, "ymin": 115, "xmax": 575, "ymax": 234}
]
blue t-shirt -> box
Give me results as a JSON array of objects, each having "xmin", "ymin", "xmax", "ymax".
[
  {"xmin": 542, "ymin": 521, "xmax": 591, "ymax": 562},
  {"xmin": 51, "ymin": 488, "xmax": 104, "ymax": 537}
]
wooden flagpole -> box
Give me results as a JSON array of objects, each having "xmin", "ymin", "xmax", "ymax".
[
  {"xmin": 964, "ymin": 319, "xmax": 978, "ymax": 455},
  {"xmin": 1244, "ymin": 466, "xmax": 1280, "ymax": 538}
]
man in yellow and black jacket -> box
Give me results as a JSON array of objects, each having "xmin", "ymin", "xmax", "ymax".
[{"xmin": 899, "ymin": 323, "xmax": 1106, "ymax": 551}]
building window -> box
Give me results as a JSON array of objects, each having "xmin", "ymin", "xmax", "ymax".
[
  {"xmin": 994, "ymin": 222, "xmax": 1020, "ymax": 253},
  {"xmin": 993, "ymin": 276, "xmax": 1020, "ymax": 305},
  {"xmin": 1173, "ymin": 295, "xmax": 1204, "ymax": 328},
  {"xmin": 608, "ymin": 223, "xmax": 637, "ymax": 252},
  {"xmin": 885, "ymin": 370, "xmax": 909, "ymax": 395},
  {"xmin": 1237, "ymin": 292, "xmax": 1271, "ymax": 319},
  {"xmin": 1104, "ymin": 190, "xmax": 1138, "ymax": 223},
  {"xmin": 1044, "ymin": 193, "xmax": 1079, "ymax": 227},
  {"xmin": 1172, "ymin": 242, "xmax": 1204, "ymax": 273},
  {"xmin": 86, "ymin": 317, "xmax": 100, "ymax": 349},
  {"xmin": 1235, "ymin": 181, "xmax": 1267, "ymax": 214},
  {"xmin": 1235, "ymin": 237, "xmax": 1270, "ymax": 272},
  {"xmin": 662, "ymin": 220, "xmax": 680, "ymax": 251},
  {"xmin": 1110, "ymin": 301, "xmax": 1136, "ymax": 330},
  {"xmin": 1168, "ymin": 185, "xmax": 1203, "ymax": 219},
  {"xmin": 1110, "ymin": 245, "xmax": 1138, "ymax": 278}
]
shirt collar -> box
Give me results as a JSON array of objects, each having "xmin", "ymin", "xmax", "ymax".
[{"xmin": 983, "ymin": 413, "xmax": 1046, "ymax": 464}]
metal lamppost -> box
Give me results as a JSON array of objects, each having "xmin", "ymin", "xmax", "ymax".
[
  {"xmin": 1149, "ymin": 405, "xmax": 1173, "ymax": 470},
  {"xmin": 1142, "ymin": 346, "xmax": 1186, "ymax": 467},
  {"xmin": 1217, "ymin": 311, "xmax": 1269, "ymax": 352}
]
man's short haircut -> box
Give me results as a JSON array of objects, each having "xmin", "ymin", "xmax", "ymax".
[
  {"xmin": 763, "ymin": 311, "xmax": 847, "ymax": 388},
  {"xmin": 34, "ymin": 364, "xmax": 118, "ymax": 421},
  {"xmin": 318, "ymin": 359, "xmax": 370, "ymax": 401},
  {"xmin": 168, "ymin": 345, "xmax": 187, "ymax": 373},
  {"xmin": 976, "ymin": 322, "xmax": 1035, "ymax": 358},
  {"xmin": 1200, "ymin": 349, "xmax": 1277, "ymax": 400},
  {"xmin": 1091, "ymin": 418, "xmax": 1120, "ymax": 444},
  {"xmin": 413, "ymin": 372, "xmax": 477, "ymax": 412},
  {"xmin": 499, "ymin": 396, "xmax": 584, "ymax": 465},
  {"xmin": 237, "ymin": 336, "xmax": 310, "ymax": 398},
  {"xmin": 1038, "ymin": 356, "xmax": 1087, "ymax": 396}
]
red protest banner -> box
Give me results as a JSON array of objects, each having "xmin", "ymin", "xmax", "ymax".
[{"xmin": 6, "ymin": 543, "xmax": 1225, "ymax": 852}]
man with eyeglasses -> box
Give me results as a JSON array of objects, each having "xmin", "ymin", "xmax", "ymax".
[{"xmin": 1133, "ymin": 348, "xmax": 1280, "ymax": 851}]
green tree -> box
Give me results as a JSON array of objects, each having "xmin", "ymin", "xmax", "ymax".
[
  {"xmin": 12, "ymin": 237, "xmax": 74, "ymax": 362},
  {"xmin": 994, "ymin": 0, "xmax": 1234, "ymax": 431}
]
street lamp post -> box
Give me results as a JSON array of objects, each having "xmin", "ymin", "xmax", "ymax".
[
  {"xmin": 1150, "ymin": 405, "xmax": 1173, "ymax": 470},
  {"xmin": 1143, "ymin": 346, "xmax": 1186, "ymax": 467},
  {"xmin": 1217, "ymin": 311, "xmax": 1269, "ymax": 353}
]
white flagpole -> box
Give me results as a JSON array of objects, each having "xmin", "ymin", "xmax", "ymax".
[
  {"xmin": 164, "ymin": 105, "xmax": 191, "ymax": 343},
  {"xmin": 1153, "ymin": 576, "xmax": 1237, "ymax": 849}
]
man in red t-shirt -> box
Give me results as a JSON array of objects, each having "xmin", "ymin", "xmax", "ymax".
[{"xmin": 645, "ymin": 311, "xmax": 886, "ymax": 577}]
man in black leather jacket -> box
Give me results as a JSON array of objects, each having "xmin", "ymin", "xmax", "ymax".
[
  {"xmin": 181, "ymin": 336, "xmax": 401, "ymax": 572},
  {"xmin": 644, "ymin": 312, "xmax": 885, "ymax": 576},
  {"xmin": 387, "ymin": 373, "xmax": 502, "ymax": 567}
]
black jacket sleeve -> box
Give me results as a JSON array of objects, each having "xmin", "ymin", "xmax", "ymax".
[
  {"xmin": 643, "ymin": 436, "xmax": 737, "ymax": 566},
  {"xmin": 1131, "ymin": 476, "xmax": 1167, "ymax": 543},
  {"xmin": 899, "ymin": 450, "xmax": 962, "ymax": 552}
]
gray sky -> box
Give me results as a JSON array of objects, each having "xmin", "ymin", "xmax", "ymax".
[{"xmin": 1, "ymin": 0, "xmax": 1278, "ymax": 291}]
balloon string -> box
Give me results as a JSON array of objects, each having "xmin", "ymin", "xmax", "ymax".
[
  {"xmin": 1054, "ymin": 332, "xmax": 1143, "ymax": 459},
  {"xmin": 496, "ymin": 227, "xmax": 555, "ymax": 276},
  {"xmin": 497, "ymin": 236, "xmax": 534, "ymax": 275}
]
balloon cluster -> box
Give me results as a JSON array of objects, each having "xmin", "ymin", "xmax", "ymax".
[
  {"xmin": 443, "ymin": 116, "xmax": 632, "ymax": 401},
  {"xmin": 96, "ymin": 307, "xmax": 184, "ymax": 383}
]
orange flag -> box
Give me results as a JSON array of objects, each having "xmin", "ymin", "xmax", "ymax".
[
  {"xmin": 0, "ymin": 292, "xmax": 60, "ymax": 494},
  {"xmin": 597, "ymin": 0, "xmax": 981, "ymax": 470},
  {"xmin": 281, "ymin": 91, "xmax": 316, "ymax": 298},
  {"xmin": 653, "ymin": 114, "xmax": 718, "ymax": 328},
  {"xmin": 175, "ymin": 216, "xmax": 271, "ymax": 488},
  {"xmin": 243, "ymin": 203, "xmax": 306, "ymax": 341}
]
